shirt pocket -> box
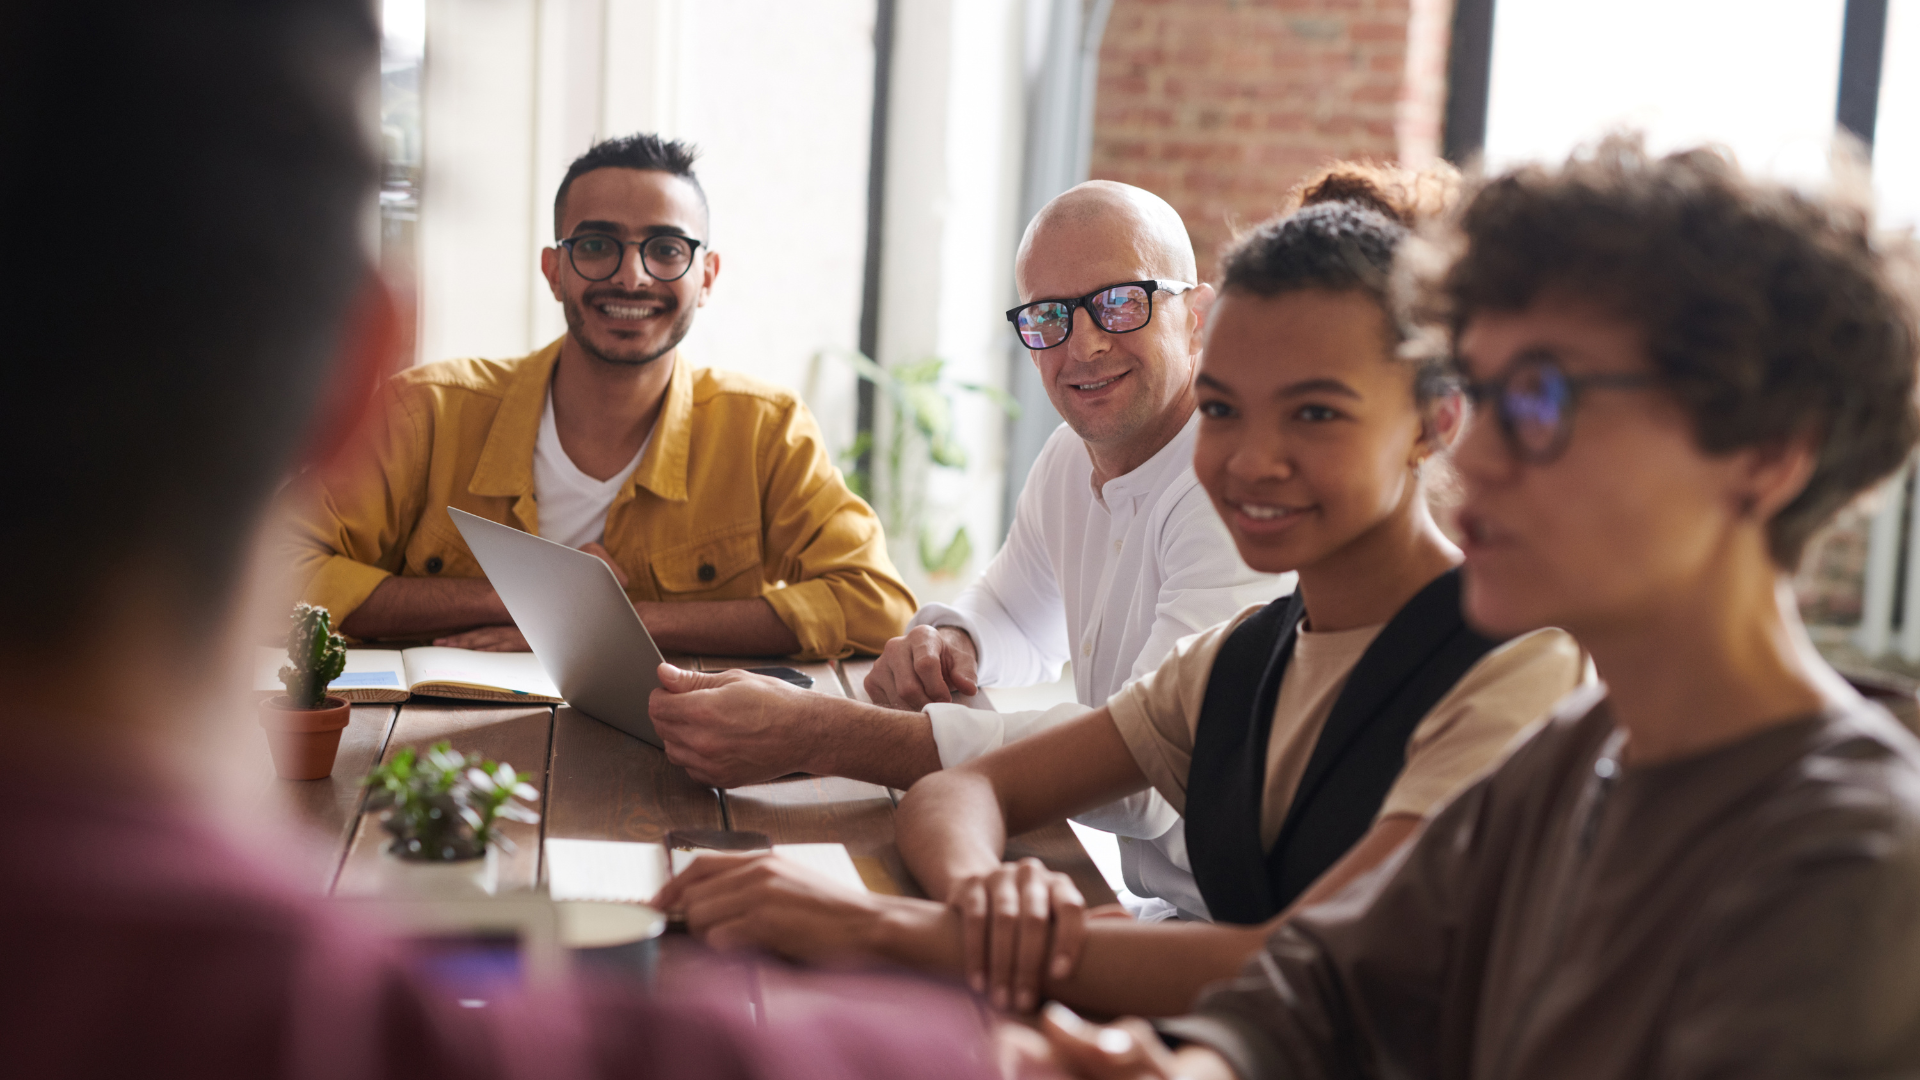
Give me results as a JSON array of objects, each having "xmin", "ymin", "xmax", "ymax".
[
  {"xmin": 650, "ymin": 524, "xmax": 763, "ymax": 597},
  {"xmin": 404, "ymin": 509, "xmax": 487, "ymax": 579}
]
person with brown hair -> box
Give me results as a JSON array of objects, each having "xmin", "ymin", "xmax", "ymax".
[
  {"xmin": 651, "ymin": 161, "xmax": 1583, "ymax": 1020},
  {"xmin": 1029, "ymin": 138, "xmax": 1920, "ymax": 1079}
]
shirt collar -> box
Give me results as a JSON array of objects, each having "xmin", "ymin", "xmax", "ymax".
[
  {"xmin": 629, "ymin": 350, "xmax": 692, "ymax": 502},
  {"xmin": 468, "ymin": 338, "xmax": 692, "ymax": 504},
  {"xmin": 468, "ymin": 337, "xmax": 562, "ymax": 499}
]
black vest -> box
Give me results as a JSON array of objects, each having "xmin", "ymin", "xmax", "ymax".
[{"xmin": 1185, "ymin": 569, "xmax": 1500, "ymax": 924}]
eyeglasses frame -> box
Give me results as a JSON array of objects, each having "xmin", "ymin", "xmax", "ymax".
[
  {"xmin": 556, "ymin": 231, "xmax": 706, "ymax": 283},
  {"xmin": 1004, "ymin": 279, "xmax": 1197, "ymax": 351},
  {"xmin": 1459, "ymin": 349, "xmax": 1659, "ymax": 465}
]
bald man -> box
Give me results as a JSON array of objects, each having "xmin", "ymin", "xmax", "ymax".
[{"xmin": 647, "ymin": 182, "xmax": 1289, "ymax": 921}]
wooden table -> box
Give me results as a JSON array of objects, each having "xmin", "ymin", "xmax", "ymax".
[{"xmin": 260, "ymin": 657, "xmax": 1115, "ymax": 909}]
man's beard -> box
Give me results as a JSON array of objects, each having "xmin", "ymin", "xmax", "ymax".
[{"xmin": 563, "ymin": 289, "xmax": 697, "ymax": 367}]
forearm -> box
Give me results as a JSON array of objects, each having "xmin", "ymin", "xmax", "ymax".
[
  {"xmin": 1049, "ymin": 919, "xmax": 1270, "ymax": 1018},
  {"xmin": 638, "ymin": 597, "xmax": 801, "ymax": 656},
  {"xmin": 338, "ymin": 576, "xmax": 509, "ymax": 640},
  {"xmin": 802, "ymin": 696, "xmax": 945, "ymax": 790},
  {"xmin": 897, "ymin": 771, "xmax": 1013, "ymax": 898},
  {"xmin": 861, "ymin": 895, "xmax": 1266, "ymax": 1020}
]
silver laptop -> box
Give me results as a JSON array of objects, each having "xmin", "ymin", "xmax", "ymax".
[{"xmin": 449, "ymin": 508, "xmax": 666, "ymax": 746}]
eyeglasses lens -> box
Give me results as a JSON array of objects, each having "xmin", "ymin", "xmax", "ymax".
[
  {"xmin": 1092, "ymin": 286, "xmax": 1151, "ymax": 333},
  {"xmin": 568, "ymin": 235, "xmax": 622, "ymax": 281},
  {"xmin": 1017, "ymin": 302, "xmax": 1074, "ymax": 349},
  {"xmin": 640, "ymin": 236, "xmax": 693, "ymax": 280},
  {"xmin": 1504, "ymin": 362, "xmax": 1572, "ymax": 457}
]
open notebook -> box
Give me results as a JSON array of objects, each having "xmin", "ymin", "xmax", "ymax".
[
  {"xmin": 544, "ymin": 839, "xmax": 868, "ymax": 904},
  {"xmin": 255, "ymin": 645, "xmax": 562, "ymax": 704}
]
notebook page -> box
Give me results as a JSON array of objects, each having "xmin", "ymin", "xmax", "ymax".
[
  {"xmin": 399, "ymin": 646, "xmax": 562, "ymax": 701},
  {"xmin": 545, "ymin": 839, "xmax": 670, "ymax": 904},
  {"xmin": 254, "ymin": 647, "xmax": 408, "ymax": 702}
]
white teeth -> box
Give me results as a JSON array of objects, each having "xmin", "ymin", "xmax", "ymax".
[
  {"xmin": 598, "ymin": 303, "xmax": 661, "ymax": 319},
  {"xmin": 1072, "ymin": 377, "xmax": 1118, "ymax": 391},
  {"xmin": 1237, "ymin": 504, "xmax": 1292, "ymax": 521}
]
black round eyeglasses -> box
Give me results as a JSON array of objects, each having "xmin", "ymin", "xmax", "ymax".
[{"xmin": 558, "ymin": 232, "xmax": 704, "ymax": 283}]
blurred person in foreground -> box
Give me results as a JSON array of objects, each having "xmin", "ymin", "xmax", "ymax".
[
  {"xmin": 0, "ymin": 4, "xmax": 990, "ymax": 1078},
  {"xmin": 1021, "ymin": 139, "xmax": 1920, "ymax": 1078},
  {"xmin": 279, "ymin": 130, "xmax": 914, "ymax": 660},
  {"xmin": 645, "ymin": 178, "xmax": 1287, "ymax": 924},
  {"xmin": 652, "ymin": 169, "xmax": 1583, "ymax": 1020}
]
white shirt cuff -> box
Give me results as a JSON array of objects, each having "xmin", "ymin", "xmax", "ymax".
[{"xmin": 924, "ymin": 702, "xmax": 1090, "ymax": 768}]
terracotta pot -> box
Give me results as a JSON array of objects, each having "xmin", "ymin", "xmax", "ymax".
[{"xmin": 259, "ymin": 695, "xmax": 351, "ymax": 780}]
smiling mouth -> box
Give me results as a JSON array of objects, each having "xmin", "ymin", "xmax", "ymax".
[
  {"xmin": 1070, "ymin": 372, "xmax": 1127, "ymax": 392},
  {"xmin": 1229, "ymin": 501, "xmax": 1308, "ymax": 523},
  {"xmin": 592, "ymin": 297, "xmax": 671, "ymax": 320}
]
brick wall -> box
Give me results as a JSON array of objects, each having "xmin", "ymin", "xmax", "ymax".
[{"xmin": 1091, "ymin": 0, "xmax": 1451, "ymax": 280}]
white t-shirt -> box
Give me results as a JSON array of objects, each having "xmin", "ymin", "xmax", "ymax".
[
  {"xmin": 531, "ymin": 391, "xmax": 652, "ymax": 549},
  {"xmin": 911, "ymin": 415, "xmax": 1293, "ymax": 919}
]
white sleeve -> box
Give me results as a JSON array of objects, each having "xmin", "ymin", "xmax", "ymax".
[
  {"xmin": 1129, "ymin": 482, "xmax": 1293, "ymax": 683},
  {"xmin": 923, "ymin": 702, "xmax": 1090, "ymax": 768},
  {"xmin": 908, "ymin": 453, "xmax": 1068, "ymax": 688},
  {"xmin": 923, "ymin": 700, "xmax": 1180, "ymax": 840}
]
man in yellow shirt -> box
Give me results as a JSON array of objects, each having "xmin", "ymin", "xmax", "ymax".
[{"xmin": 281, "ymin": 134, "xmax": 913, "ymax": 659}]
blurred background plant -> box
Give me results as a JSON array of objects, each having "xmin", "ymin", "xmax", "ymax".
[
  {"xmin": 821, "ymin": 349, "xmax": 1019, "ymax": 579},
  {"xmin": 364, "ymin": 741, "xmax": 540, "ymax": 862}
]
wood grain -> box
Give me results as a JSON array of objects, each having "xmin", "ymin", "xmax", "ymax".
[
  {"xmin": 544, "ymin": 705, "xmax": 722, "ymax": 847},
  {"xmin": 333, "ymin": 702, "xmax": 553, "ymax": 896},
  {"xmin": 258, "ymin": 703, "xmax": 399, "ymax": 889}
]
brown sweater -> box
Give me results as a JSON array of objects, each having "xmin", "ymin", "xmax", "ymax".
[{"xmin": 1163, "ymin": 685, "xmax": 1920, "ymax": 1079}]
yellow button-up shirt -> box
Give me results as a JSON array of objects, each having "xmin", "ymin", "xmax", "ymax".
[{"xmin": 280, "ymin": 340, "xmax": 914, "ymax": 659}]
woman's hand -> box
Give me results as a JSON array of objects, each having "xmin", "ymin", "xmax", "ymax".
[{"xmin": 949, "ymin": 857, "xmax": 1090, "ymax": 1013}]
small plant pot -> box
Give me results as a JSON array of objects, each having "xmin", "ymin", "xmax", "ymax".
[
  {"xmin": 376, "ymin": 845, "xmax": 501, "ymax": 898},
  {"xmin": 259, "ymin": 695, "xmax": 351, "ymax": 780}
]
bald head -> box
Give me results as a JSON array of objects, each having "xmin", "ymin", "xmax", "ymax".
[{"xmin": 1015, "ymin": 181, "xmax": 1197, "ymax": 297}]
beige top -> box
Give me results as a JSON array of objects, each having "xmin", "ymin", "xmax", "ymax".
[{"xmin": 1108, "ymin": 604, "xmax": 1586, "ymax": 846}]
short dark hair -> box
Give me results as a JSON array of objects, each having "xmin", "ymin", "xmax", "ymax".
[
  {"xmin": 0, "ymin": 1, "xmax": 379, "ymax": 645},
  {"xmin": 553, "ymin": 133, "xmax": 706, "ymax": 237},
  {"xmin": 1220, "ymin": 166, "xmax": 1454, "ymax": 407},
  {"xmin": 1419, "ymin": 136, "xmax": 1920, "ymax": 568}
]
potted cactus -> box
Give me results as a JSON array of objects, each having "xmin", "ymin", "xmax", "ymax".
[
  {"xmin": 259, "ymin": 603, "xmax": 352, "ymax": 780},
  {"xmin": 361, "ymin": 740, "xmax": 540, "ymax": 896}
]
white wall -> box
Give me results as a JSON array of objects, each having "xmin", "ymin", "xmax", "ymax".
[{"xmin": 874, "ymin": 0, "xmax": 1028, "ymax": 587}]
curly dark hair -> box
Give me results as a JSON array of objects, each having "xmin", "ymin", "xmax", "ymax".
[
  {"xmin": 1415, "ymin": 136, "xmax": 1920, "ymax": 568},
  {"xmin": 1220, "ymin": 162, "xmax": 1461, "ymax": 407}
]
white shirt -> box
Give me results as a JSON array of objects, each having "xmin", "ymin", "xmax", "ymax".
[
  {"xmin": 532, "ymin": 391, "xmax": 652, "ymax": 549},
  {"xmin": 913, "ymin": 414, "xmax": 1292, "ymax": 919}
]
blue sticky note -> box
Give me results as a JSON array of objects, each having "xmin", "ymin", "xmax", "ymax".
[{"xmin": 331, "ymin": 671, "xmax": 403, "ymax": 688}]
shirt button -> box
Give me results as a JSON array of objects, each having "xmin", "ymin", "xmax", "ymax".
[
  {"xmin": 1082, "ymin": 640, "xmax": 1093, "ymax": 658},
  {"xmin": 425, "ymin": 556, "xmax": 444, "ymax": 574},
  {"xmin": 1113, "ymin": 539, "xmax": 1123, "ymax": 553},
  {"xmin": 698, "ymin": 562, "xmax": 717, "ymax": 582}
]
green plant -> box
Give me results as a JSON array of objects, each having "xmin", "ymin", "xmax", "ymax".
[
  {"xmin": 363, "ymin": 741, "xmax": 540, "ymax": 862},
  {"xmin": 279, "ymin": 602, "xmax": 347, "ymax": 708},
  {"xmin": 826, "ymin": 349, "xmax": 1019, "ymax": 578}
]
